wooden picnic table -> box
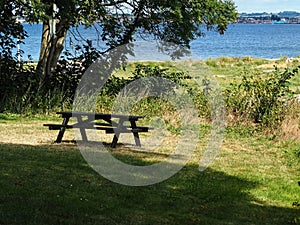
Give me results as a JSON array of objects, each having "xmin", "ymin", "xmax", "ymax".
[{"xmin": 44, "ymin": 111, "xmax": 152, "ymax": 148}]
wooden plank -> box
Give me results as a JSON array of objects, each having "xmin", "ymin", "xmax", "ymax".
[
  {"xmin": 44, "ymin": 124, "xmax": 152, "ymax": 132},
  {"xmin": 45, "ymin": 123, "xmax": 152, "ymax": 130},
  {"xmin": 56, "ymin": 111, "xmax": 144, "ymax": 120}
]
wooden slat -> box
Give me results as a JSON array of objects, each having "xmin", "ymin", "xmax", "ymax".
[
  {"xmin": 56, "ymin": 111, "xmax": 144, "ymax": 120},
  {"xmin": 43, "ymin": 124, "xmax": 73, "ymax": 130},
  {"xmin": 44, "ymin": 123, "xmax": 153, "ymax": 133}
]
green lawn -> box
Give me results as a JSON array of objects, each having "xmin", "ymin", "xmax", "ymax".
[
  {"xmin": 0, "ymin": 118, "xmax": 299, "ymax": 224},
  {"xmin": 0, "ymin": 56, "xmax": 299, "ymax": 224}
]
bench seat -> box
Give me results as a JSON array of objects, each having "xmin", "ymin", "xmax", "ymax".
[{"xmin": 43, "ymin": 124, "xmax": 153, "ymax": 133}]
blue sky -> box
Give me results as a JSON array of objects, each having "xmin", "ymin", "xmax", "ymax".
[{"xmin": 234, "ymin": 0, "xmax": 300, "ymax": 13}]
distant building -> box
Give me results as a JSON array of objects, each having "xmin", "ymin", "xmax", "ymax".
[{"xmin": 237, "ymin": 11, "xmax": 300, "ymax": 24}]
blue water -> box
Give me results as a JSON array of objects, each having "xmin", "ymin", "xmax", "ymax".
[
  {"xmin": 191, "ymin": 24, "xmax": 300, "ymax": 59},
  {"xmin": 19, "ymin": 23, "xmax": 300, "ymax": 61}
]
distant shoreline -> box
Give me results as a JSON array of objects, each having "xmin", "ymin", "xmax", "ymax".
[
  {"xmin": 18, "ymin": 21, "xmax": 300, "ymax": 25},
  {"xmin": 21, "ymin": 56, "xmax": 300, "ymax": 64}
]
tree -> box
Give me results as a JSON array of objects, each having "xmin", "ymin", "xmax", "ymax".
[
  {"xmin": 20, "ymin": 0, "xmax": 238, "ymax": 87},
  {"xmin": 0, "ymin": 0, "xmax": 27, "ymax": 60},
  {"xmin": 271, "ymin": 14, "xmax": 280, "ymax": 21},
  {"xmin": 0, "ymin": 1, "xmax": 33, "ymax": 113}
]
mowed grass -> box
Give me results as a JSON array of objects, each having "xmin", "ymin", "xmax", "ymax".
[
  {"xmin": 1, "ymin": 56, "xmax": 300, "ymax": 224},
  {"xmin": 0, "ymin": 117, "xmax": 299, "ymax": 225}
]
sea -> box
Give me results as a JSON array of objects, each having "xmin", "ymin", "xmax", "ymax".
[{"xmin": 19, "ymin": 23, "xmax": 300, "ymax": 62}]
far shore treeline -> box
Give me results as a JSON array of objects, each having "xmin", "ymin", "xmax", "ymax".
[{"xmin": 238, "ymin": 11, "xmax": 300, "ymax": 24}]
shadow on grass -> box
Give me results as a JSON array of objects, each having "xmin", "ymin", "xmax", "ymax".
[{"xmin": 0, "ymin": 142, "xmax": 298, "ymax": 225}]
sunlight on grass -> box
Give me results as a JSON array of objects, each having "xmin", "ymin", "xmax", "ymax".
[
  {"xmin": 0, "ymin": 117, "xmax": 299, "ymax": 224},
  {"xmin": 0, "ymin": 57, "xmax": 299, "ymax": 224}
]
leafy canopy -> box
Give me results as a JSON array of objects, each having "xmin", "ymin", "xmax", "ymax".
[{"xmin": 20, "ymin": 0, "xmax": 238, "ymax": 51}]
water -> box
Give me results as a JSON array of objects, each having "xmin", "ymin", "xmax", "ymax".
[
  {"xmin": 19, "ymin": 23, "xmax": 300, "ymax": 61},
  {"xmin": 191, "ymin": 24, "xmax": 300, "ymax": 59}
]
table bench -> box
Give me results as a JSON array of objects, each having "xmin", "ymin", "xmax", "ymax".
[{"xmin": 44, "ymin": 112, "xmax": 152, "ymax": 148}]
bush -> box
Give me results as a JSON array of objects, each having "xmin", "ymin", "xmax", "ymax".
[
  {"xmin": 0, "ymin": 58, "xmax": 37, "ymax": 113},
  {"xmin": 226, "ymin": 66, "xmax": 300, "ymax": 128}
]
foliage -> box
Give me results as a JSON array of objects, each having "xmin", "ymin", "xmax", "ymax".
[
  {"xmin": 129, "ymin": 64, "xmax": 191, "ymax": 95},
  {"xmin": 131, "ymin": 64, "xmax": 191, "ymax": 83},
  {"xmin": 96, "ymin": 63, "xmax": 192, "ymax": 98},
  {"xmin": 0, "ymin": 0, "xmax": 27, "ymax": 59},
  {"xmin": 226, "ymin": 66, "xmax": 300, "ymax": 128},
  {"xmin": 187, "ymin": 86, "xmax": 210, "ymax": 118},
  {"xmin": 50, "ymin": 41, "xmax": 102, "ymax": 102},
  {"xmin": 1, "ymin": 55, "xmax": 299, "ymax": 138},
  {"xmin": 1, "ymin": 0, "xmax": 238, "ymax": 114},
  {"xmin": 30, "ymin": 0, "xmax": 238, "ymax": 44},
  {"xmin": 0, "ymin": 0, "xmax": 28, "ymax": 112},
  {"xmin": 0, "ymin": 61, "xmax": 34, "ymax": 113},
  {"xmin": 3, "ymin": 0, "xmax": 238, "ymax": 86},
  {"xmin": 209, "ymin": 56, "xmax": 269, "ymax": 67},
  {"xmin": 96, "ymin": 64, "xmax": 195, "ymax": 118}
]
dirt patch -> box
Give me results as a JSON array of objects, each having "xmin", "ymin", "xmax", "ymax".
[{"xmin": 0, "ymin": 120, "xmax": 75, "ymax": 145}]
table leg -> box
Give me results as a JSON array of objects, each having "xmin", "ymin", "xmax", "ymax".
[
  {"xmin": 76, "ymin": 116, "xmax": 88, "ymax": 142},
  {"xmin": 111, "ymin": 118, "xmax": 125, "ymax": 148},
  {"xmin": 131, "ymin": 120, "xmax": 141, "ymax": 147},
  {"xmin": 111, "ymin": 134, "xmax": 119, "ymax": 148},
  {"xmin": 55, "ymin": 117, "xmax": 70, "ymax": 143}
]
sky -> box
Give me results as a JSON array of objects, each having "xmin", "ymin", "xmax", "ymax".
[{"xmin": 233, "ymin": 0, "xmax": 300, "ymax": 13}]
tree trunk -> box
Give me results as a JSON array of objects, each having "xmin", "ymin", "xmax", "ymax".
[{"xmin": 36, "ymin": 20, "xmax": 67, "ymax": 89}]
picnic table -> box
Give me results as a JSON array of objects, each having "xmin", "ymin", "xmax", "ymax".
[{"xmin": 44, "ymin": 112, "xmax": 152, "ymax": 148}]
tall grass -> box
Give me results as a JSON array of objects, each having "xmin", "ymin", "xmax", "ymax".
[{"xmin": 1, "ymin": 56, "xmax": 299, "ymax": 139}]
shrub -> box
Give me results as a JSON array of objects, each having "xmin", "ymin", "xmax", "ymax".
[
  {"xmin": 226, "ymin": 66, "xmax": 300, "ymax": 128},
  {"xmin": 130, "ymin": 64, "xmax": 191, "ymax": 88},
  {"xmin": 0, "ymin": 58, "xmax": 37, "ymax": 113}
]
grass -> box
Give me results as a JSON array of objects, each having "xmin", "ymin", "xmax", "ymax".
[
  {"xmin": 112, "ymin": 56, "xmax": 300, "ymax": 93},
  {"xmin": 0, "ymin": 116, "xmax": 299, "ymax": 225},
  {"xmin": 0, "ymin": 56, "xmax": 299, "ymax": 224}
]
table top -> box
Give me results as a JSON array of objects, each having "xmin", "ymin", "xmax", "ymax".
[{"xmin": 57, "ymin": 111, "xmax": 144, "ymax": 120}]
